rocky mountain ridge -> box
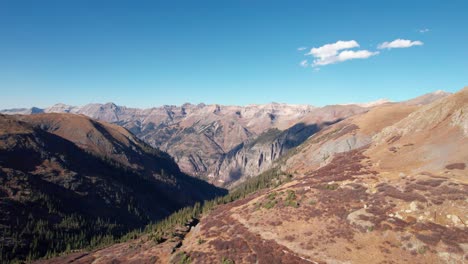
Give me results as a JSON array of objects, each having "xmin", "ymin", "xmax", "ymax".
[
  {"xmin": 0, "ymin": 91, "xmax": 451, "ymax": 187},
  {"xmin": 0, "ymin": 102, "xmax": 353, "ymax": 186}
]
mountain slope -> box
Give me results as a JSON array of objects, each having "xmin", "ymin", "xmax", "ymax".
[
  {"xmin": 0, "ymin": 113, "xmax": 225, "ymax": 262},
  {"xmin": 31, "ymin": 88, "xmax": 466, "ymax": 263},
  {"xmin": 402, "ymin": 90, "xmax": 452, "ymax": 106},
  {"xmin": 369, "ymin": 87, "xmax": 467, "ymax": 174},
  {"xmin": 174, "ymin": 87, "xmax": 467, "ymax": 263}
]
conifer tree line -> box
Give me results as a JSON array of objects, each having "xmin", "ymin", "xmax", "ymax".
[
  {"xmin": 146, "ymin": 167, "xmax": 292, "ymax": 245},
  {"xmin": 0, "ymin": 166, "xmax": 290, "ymax": 263}
]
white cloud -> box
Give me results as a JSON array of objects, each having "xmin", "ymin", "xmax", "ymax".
[
  {"xmin": 313, "ymin": 49, "xmax": 379, "ymax": 66},
  {"xmin": 297, "ymin": 47, "xmax": 307, "ymax": 51},
  {"xmin": 306, "ymin": 40, "xmax": 359, "ymax": 59},
  {"xmin": 419, "ymin": 28, "xmax": 430, "ymax": 33},
  {"xmin": 305, "ymin": 40, "xmax": 378, "ymax": 66},
  {"xmin": 339, "ymin": 50, "xmax": 379, "ymax": 60},
  {"xmin": 378, "ymin": 39, "xmax": 423, "ymax": 49},
  {"xmin": 299, "ymin": 60, "xmax": 309, "ymax": 67}
]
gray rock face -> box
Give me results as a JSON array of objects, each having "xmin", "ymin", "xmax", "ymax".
[
  {"xmin": 212, "ymin": 123, "xmax": 323, "ymax": 187},
  {"xmin": 211, "ymin": 105, "xmax": 370, "ymax": 187}
]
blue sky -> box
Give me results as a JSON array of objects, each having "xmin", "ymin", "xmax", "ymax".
[{"xmin": 1, "ymin": 0, "xmax": 467, "ymax": 109}]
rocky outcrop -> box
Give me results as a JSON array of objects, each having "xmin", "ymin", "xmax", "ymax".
[
  {"xmin": 211, "ymin": 105, "xmax": 370, "ymax": 187},
  {"xmin": 212, "ymin": 123, "xmax": 329, "ymax": 187}
]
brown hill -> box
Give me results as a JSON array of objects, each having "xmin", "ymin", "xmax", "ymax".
[{"xmin": 0, "ymin": 113, "xmax": 225, "ymax": 263}]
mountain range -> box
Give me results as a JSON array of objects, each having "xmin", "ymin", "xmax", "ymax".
[
  {"xmin": 0, "ymin": 90, "xmax": 450, "ymax": 188},
  {"xmin": 0, "ymin": 88, "xmax": 465, "ymax": 263},
  {"xmin": 23, "ymin": 87, "xmax": 467, "ymax": 264}
]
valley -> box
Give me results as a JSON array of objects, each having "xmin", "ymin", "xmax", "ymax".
[
  {"xmin": 1, "ymin": 88, "xmax": 466, "ymax": 263},
  {"xmin": 2, "ymin": 1, "xmax": 467, "ymax": 263}
]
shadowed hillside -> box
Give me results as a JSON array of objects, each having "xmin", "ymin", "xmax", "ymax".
[{"xmin": 0, "ymin": 114, "xmax": 226, "ymax": 262}]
